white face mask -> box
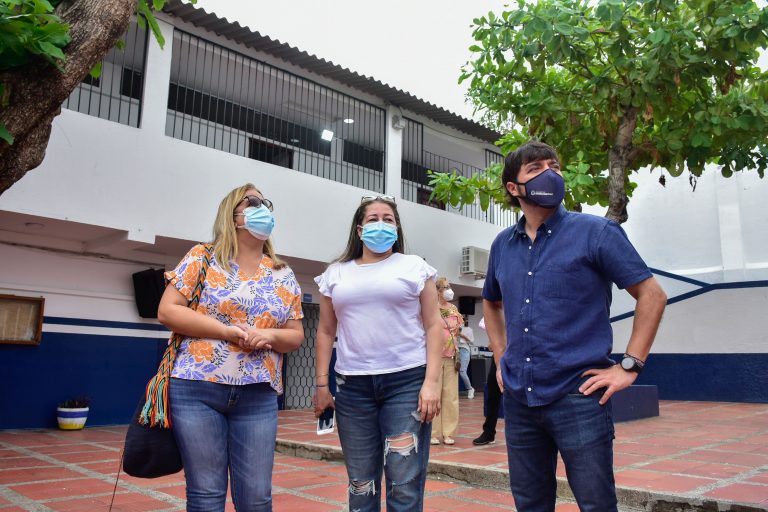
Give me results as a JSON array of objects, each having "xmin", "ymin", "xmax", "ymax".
[{"xmin": 442, "ymin": 289, "xmax": 455, "ymax": 301}]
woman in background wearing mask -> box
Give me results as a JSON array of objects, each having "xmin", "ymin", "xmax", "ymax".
[
  {"xmin": 313, "ymin": 195, "xmax": 443, "ymax": 512},
  {"xmin": 158, "ymin": 183, "xmax": 304, "ymax": 511},
  {"xmin": 431, "ymin": 277, "xmax": 463, "ymax": 445}
]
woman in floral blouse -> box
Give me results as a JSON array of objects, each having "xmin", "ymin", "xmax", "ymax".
[{"xmin": 158, "ymin": 183, "xmax": 303, "ymax": 512}]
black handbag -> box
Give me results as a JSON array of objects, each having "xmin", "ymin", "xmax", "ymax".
[
  {"xmin": 122, "ymin": 398, "xmax": 183, "ymax": 478},
  {"xmin": 122, "ymin": 244, "xmax": 212, "ymax": 478}
]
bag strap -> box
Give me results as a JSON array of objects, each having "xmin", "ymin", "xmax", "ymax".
[{"xmin": 139, "ymin": 244, "xmax": 213, "ymax": 428}]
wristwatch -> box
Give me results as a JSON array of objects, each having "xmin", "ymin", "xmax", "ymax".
[{"xmin": 620, "ymin": 354, "xmax": 645, "ymax": 374}]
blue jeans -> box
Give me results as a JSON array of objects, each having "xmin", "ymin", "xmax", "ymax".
[
  {"xmin": 458, "ymin": 347, "xmax": 472, "ymax": 390},
  {"xmin": 503, "ymin": 389, "xmax": 617, "ymax": 512},
  {"xmin": 335, "ymin": 365, "xmax": 432, "ymax": 512},
  {"xmin": 170, "ymin": 378, "xmax": 278, "ymax": 512}
]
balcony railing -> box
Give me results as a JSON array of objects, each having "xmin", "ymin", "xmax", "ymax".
[
  {"xmin": 401, "ymin": 118, "xmax": 516, "ymax": 227},
  {"xmin": 62, "ymin": 21, "xmax": 147, "ymax": 128},
  {"xmin": 166, "ymin": 30, "xmax": 386, "ymax": 193}
]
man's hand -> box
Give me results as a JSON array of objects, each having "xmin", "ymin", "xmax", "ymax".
[
  {"xmin": 496, "ymin": 365, "xmax": 504, "ymax": 392},
  {"xmin": 580, "ymin": 365, "xmax": 638, "ymax": 405}
]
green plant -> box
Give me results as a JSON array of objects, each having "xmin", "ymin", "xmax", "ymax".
[{"xmin": 58, "ymin": 397, "xmax": 90, "ymax": 408}]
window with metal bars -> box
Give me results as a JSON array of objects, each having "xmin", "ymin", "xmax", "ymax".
[
  {"xmin": 166, "ymin": 30, "xmax": 386, "ymax": 193},
  {"xmin": 400, "ymin": 117, "xmax": 516, "ymax": 227},
  {"xmin": 485, "ymin": 148, "xmax": 504, "ymax": 167},
  {"xmin": 62, "ymin": 21, "xmax": 147, "ymax": 128}
]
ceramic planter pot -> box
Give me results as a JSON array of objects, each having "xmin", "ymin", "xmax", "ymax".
[{"xmin": 56, "ymin": 407, "xmax": 89, "ymax": 430}]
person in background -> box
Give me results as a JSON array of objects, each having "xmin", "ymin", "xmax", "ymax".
[
  {"xmin": 312, "ymin": 195, "xmax": 443, "ymax": 512},
  {"xmin": 158, "ymin": 183, "xmax": 304, "ymax": 512},
  {"xmin": 458, "ymin": 315, "xmax": 475, "ymax": 399},
  {"xmin": 472, "ymin": 317, "xmax": 501, "ymax": 445},
  {"xmin": 431, "ymin": 277, "xmax": 462, "ymax": 446}
]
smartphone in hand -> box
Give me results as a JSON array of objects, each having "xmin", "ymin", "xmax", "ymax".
[{"xmin": 316, "ymin": 406, "xmax": 335, "ymax": 435}]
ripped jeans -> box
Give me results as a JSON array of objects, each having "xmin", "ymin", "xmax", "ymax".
[{"xmin": 335, "ymin": 365, "xmax": 431, "ymax": 512}]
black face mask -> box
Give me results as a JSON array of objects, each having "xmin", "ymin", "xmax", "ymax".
[{"xmin": 516, "ymin": 169, "xmax": 565, "ymax": 208}]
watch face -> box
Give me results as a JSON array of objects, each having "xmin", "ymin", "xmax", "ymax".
[{"xmin": 621, "ymin": 357, "xmax": 634, "ymax": 370}]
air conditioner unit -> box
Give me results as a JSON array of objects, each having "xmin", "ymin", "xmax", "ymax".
[{"xmin": 460, "ymin": 246, "xmax": 489, "ymax": 279}]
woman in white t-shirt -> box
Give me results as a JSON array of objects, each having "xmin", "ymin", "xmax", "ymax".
[{"xmin": 313, "ymin": 195, "xmax": 443, "ymax": 512}]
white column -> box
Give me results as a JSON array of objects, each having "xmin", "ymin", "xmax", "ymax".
[
  {"xmin": 139, "ymin": 19, "xmax": 175, "ymax": 135},
  {"xmin": 716, "ymin": 172, "xmax": 746, "ymax": 281},
  {"xmin": 385, "ymin": 105, "xmax": 404, "ymax": 199}
]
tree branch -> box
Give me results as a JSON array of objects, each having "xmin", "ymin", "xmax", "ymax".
[{"xmin": 0, "ymin": 0, "xmax": 135, "ymax": 194}]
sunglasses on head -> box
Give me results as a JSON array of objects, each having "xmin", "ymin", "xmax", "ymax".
[
  {"xmin": 361, "ymin": 194, "xmax": 396, "ymax": 204},
  {"xmin": 239, "ymin": 195, "xmax": 273, "ymax": 211}
]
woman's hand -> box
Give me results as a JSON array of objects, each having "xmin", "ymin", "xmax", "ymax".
[
  {"xmin": 417, "ymin": 379, "xmax": 441, "ymax": 423},
  {"xmin": 313, "ymin": 386, "xmax": 335, "ymax": 417},
  {"xmin": 222, "ymin": 325, "xmax": 248, "ymax": 345},
  {"xmin": 242, "ymin": 328, "xmax": 275, "ymax": 351}
]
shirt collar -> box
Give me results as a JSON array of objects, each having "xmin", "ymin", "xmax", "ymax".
[{"xmin": 510, "ymin": 204, "xmax": 568, "ymax": 240}]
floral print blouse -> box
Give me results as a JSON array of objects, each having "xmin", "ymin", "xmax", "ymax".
[
  {"xmin": 440, "ymin": 303, "xmax": 463, "ymax": 358},
  {"xmin": 165, "ymin": 244, "xmax": 303, "ymax": 393}
]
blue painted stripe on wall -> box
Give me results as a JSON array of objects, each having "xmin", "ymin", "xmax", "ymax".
[
  {"xmin": 610, "ymin": 279, "xmax": 768, "ymax": 323},
  {"xmin": 612, "ymin": 353, "xmax": 768, "ymax": 403},
  {"xmin": 648, "ymin": 267, "xmax": 709, "ymax": 287},
  {"xmin": 44, "ymin": 316, "xmax": 168, "ymax": 331},
  {"xmin": 0, "ymin": 331, "xmax": 166, "ymax": 429}
]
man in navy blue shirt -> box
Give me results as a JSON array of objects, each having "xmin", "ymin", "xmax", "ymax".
[{"xmin": 483, "ymin": 141, "xmax": 667, "ymax": 511}]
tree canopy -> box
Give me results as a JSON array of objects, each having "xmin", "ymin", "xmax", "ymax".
[{"xmin": 430, "ymin": 0, "xmax": 768, "ymax": 223}]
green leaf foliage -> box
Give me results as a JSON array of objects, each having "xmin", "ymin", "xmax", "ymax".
[
  {"xmin": 434, "ymin": 0, "xmax": 768, "ymax": 216},
  {"xmin": 0, "ymin": 0, "xmax": 71, "ymax": 70},
  {"xmin": 0, "ymin": 0, "xmax": 181, "ymax": 145}
]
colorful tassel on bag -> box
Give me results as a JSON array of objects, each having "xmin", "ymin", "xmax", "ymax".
[{"xmin": 139, "ymin": 244, "xmax": 212, "ymax": 428}]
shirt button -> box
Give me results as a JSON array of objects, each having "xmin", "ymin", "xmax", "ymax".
[
  {"xmin": 528, "ymin": 271, "xmax": 533, "ymax": 276},
  {"xmin": 526, "ymin": 357, "xmax": 531, "ymax": 362},
  {"xmin": 547, "ymin": 230, "xmax": 552, "ymax": 234},
  {"xmin": 525, "ymin": 299, "xmax": 530, "ymax": 303},
  {"xmin": 524, "ymin": 328, "xmax": 529, "ymax": 332},
  {"xmin": 528, "ymin": 246, "xmax": 532, "ymax": 250},
  {"xmin": 527, "ymin": 387, "xmax": 532, "ymax": 392}
]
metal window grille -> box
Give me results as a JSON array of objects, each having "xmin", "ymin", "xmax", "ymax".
[
  {"xmin": 283, "ymin": 303, "xmax": 320, "ymax": 409},
  {"xmin": 485, "ymin": 149, "xmax": 504, "ymax": 167},
  {"xmin": 62, "ymin": 21, "xmax": 147, "ymax": 127},
  {"xmin": 167, "ymin": 30, "xmax": 386, "ymax": 193},
  {"xmin": 401, "ymin": 118, "xmax": 515, "ymax": 227}
]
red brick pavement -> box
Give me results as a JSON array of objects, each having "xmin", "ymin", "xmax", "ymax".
[{"xmin": 0, "ymin": 398, "xmax": 766, "ymax": 510}]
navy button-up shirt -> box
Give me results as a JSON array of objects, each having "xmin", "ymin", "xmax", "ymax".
[{"xmin": 482, "ymin": 205, "xmax": 652, "ymax": 407}]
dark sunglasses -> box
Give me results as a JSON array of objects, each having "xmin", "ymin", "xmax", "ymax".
[
  {"xmin": 361, "ymin": 194, "xmax": 396, "ymax": 204},
  {"xmin": 239, "ymin": 195, "xmax": 273, "ymax": 211}
]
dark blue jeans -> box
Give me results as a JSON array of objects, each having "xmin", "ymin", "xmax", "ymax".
[
  {"xmin": 503, "ymin": 389, "xmax": 617, "ymax": 512},
  {"xmin": 170, "ymin": 378, "xmax": 278, "ymax": 512},
  {"xmin": 335, "ymin": 365, "xmax": 432, "ymax": 512}
]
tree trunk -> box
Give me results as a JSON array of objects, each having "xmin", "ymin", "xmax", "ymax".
[
  {"xmin": 0, "ymin": 0, "xmax": 135, "ymax": 195},
  {"xmin": 606, "ymin": 108, "xmax": 638, "ymax": 224}
]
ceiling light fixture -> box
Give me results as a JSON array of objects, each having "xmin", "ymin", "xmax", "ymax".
[
  {"xmin": 343, "ymin": 118, "xmax": 355, "ymax": 124},
  {"xmin": 321, "ymin": 129, "xmax": 334, "ymax": 141}
]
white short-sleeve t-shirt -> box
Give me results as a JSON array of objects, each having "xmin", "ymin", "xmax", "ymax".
[{"xmin": 314, "ymin": 253, "xmax": 437, "ymax": 375}]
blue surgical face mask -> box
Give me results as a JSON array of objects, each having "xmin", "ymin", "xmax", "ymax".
[
  {"xmin": 517, "ymin": 168, "xmax": 565, "ymax": 208},
  {"xmin": 236, "ymin": 206, "xmax": 275, "ymax": 240},
  {"xmin": 360, "ymin": 221, "xmax": 398, "ymax": 253}
]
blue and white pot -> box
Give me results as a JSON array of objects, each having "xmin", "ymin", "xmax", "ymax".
[{"xmin": 56, "ymin": 407, "xmax": 89, "ymax": 430}]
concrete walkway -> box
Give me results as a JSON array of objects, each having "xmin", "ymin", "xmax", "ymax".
[{"xmin": 0, "ymin": 399, "xmax": 766, "ymax": 511}]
